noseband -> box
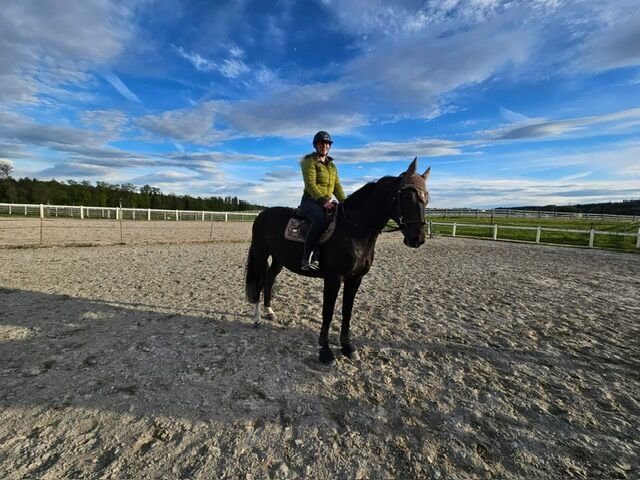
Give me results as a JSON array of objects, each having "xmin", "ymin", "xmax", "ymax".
[{"xmin": 390, "ymin": 175, "xmax": 428, "ymax": 231}]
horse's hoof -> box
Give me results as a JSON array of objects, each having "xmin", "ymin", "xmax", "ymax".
[
  {"xmin": 341, "ymin": 343, "xmax": 360, "ymax": 361},
  {"xmin": 319, "ymin": 347, "xmax": 335, "ymax": 364},
  {"xmin": 253, "ymin": 320, "xmax": 261, "ymax": 329},
  {"xmin": 265, "ymin": 312, "xmax": 276, "ymax": 321}
]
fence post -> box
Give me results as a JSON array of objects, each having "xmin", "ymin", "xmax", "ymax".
[
  {"xmin": 589, "ymin": 229, "xmax": 595, "ymax": 248},
  {"xmin": 636, "ymin": 227, "xmax": 640, "ymax": 249},
  {"xmin": 80, "ymin": 206, "xmax": 84, "ymax": 219},
  {"xmin": 225, "ymin": 213, "xmax": 228, "ymax": 222},
  {"xmin": 452, "ymin": 223, "xmax": 457, "ymax": 237},
  {"xmin": 427, "ymin": 220, "xmax": 432, "ymax": 238},
  {"xmin": 492, "ymin": 224, "xmax": 498, "ymax": 240},
  {"xmin": 176, "ymin": 209, "xmax": 179, "ymax": 221},
  {"xmin": 148, "ymin": 208, "xmax": 151, "ymax": 221},
  {"xmin": 202, "ymin": 211, "xmax": 205, "ymax": 221},
  {"xmin": 8, "ymin": 205, "xmax": 11, "ymax": 215},
  {"xmin": 536, "ymin": 226, "xmax": 541, "ymax": 244},
  {"xmin": 40, "ymin": 204, "xmax": 44, "ymax": 219}
]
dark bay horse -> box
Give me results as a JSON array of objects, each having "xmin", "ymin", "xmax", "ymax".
[{"xmin": 245, "ymin": 158, "xmax": 430, "ymax": 364}]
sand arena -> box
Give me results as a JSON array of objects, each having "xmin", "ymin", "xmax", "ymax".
[{"xmin": 0, "ymin": 221, "xmax": 638, "ymax": 479}]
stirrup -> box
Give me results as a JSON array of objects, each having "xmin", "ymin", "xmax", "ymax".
[{"xmin": 301, "ymin": 252, "xmax": 319, "ymax": 271}]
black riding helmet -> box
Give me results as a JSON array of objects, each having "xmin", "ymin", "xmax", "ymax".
[{"xmin": 313, "ymin": 131, "xmax": 333, "ymax": 147}]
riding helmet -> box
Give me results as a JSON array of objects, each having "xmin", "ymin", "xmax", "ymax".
[{"xmin": 313, "ymin": 131, "xmax": 333, "ymax": 147}]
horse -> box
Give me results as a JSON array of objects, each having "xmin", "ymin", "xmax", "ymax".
[{"xmin": 245, "ymin": 157, "xmax": 430, "ymax": 364}]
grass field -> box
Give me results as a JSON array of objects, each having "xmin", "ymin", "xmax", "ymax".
[{"xmin": 422, "ymin": 216, "xmax": 640, "ymax": 252}]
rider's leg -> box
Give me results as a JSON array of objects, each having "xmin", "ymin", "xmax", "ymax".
[{"xmin": 300, "ymin": 197, "xmax": 325, "ymax": 269}]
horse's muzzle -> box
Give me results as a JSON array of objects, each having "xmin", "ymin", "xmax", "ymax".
[
  {"xmin": 404, "ymin": 237, "xmax": 425, "ymax": 248},
  {"xmin": 402, "ymin": 226, "xmax": 426, "ymax": 248}
]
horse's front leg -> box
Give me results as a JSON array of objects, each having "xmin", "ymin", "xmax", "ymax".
[
  {"xmin": 340, "ymin": 276, "xmax": 362, "ymax": 360},
  {"xmin": 319, "ymin": 275, "xmax": 341, "ymax": 364}
]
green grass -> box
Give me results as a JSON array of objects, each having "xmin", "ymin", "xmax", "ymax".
[{"xmin": 419, "ymin": 216, "xmax": 639, "ymax": 253}]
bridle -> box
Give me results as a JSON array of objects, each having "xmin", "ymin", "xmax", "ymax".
[
  {"xmin": 336, "ymin": 173, "xmax": 429, "ymax": 233},
  {"xmin": 389, "ymin": 174, "xmax": 429, "ymax": 231}
]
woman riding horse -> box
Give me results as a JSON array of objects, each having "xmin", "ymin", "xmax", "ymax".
[
  {"xmin": 299, "ymin": 131, "xmax": 346, "ymax": 270},
  {"xmin": 246, "ymin": 157, "xmax": 430, "ymax": 364}
]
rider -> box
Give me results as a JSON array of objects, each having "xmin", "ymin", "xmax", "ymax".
[{"xmin": 299, "ymin": 131, "xmax": 346, "ymax": 270}]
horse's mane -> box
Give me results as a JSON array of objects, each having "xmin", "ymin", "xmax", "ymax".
[{"xmin": 344, "ymin": 176, "xmax": 398, "ymax": 210}]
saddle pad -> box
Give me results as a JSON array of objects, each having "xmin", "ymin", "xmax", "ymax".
[{"xmin": 284, "ymin": 214, "xmax": 337, "ymax": 244}]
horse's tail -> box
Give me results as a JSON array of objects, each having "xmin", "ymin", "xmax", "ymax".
[{"xmin": 245, "ymin": 241, "xmax": 263, "ymax": 304}]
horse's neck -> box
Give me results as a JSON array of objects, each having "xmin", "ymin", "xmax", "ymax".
[{"xmin": 344, "ymin": 181, "xmax": 397, "ymax": 233}]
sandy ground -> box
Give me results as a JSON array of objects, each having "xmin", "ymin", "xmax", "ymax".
[
  {"xmin": 0, "ymin": 223, "xmax": 638, "ymax": 479},
  {"xmin": 0, "ymin": 218, "xmax": 254, "ymax": 247}
]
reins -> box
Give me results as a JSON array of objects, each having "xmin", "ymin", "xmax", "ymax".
[{"xmin": 337, "ymin": 202, "xmax": 380, "ymax": 233}]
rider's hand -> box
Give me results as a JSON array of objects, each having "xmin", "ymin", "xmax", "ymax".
[{"xmin": 323, "ymin": 200, "xmax": 335, "ymax": 209}]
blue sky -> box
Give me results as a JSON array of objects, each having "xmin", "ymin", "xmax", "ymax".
[{"xmin": 1, "ymin": 0, "xmax": 639, "ymax": 208}]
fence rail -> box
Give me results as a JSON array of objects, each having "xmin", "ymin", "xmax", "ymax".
[
  {"xmin": 2, "ymin": 203, "xmax": 638, "ymax": 250},
  {"xmin": 427, "ymin": 221, "xmax": 640, "ymax": 249},
  {"xmin": 425, "ymin": 208, "xmax": 638, "ymax": 222},
  {"xmin": 2, "ymin": 203, "xmax": 637, "ymax": 223},
  {"xmin": 0, "ymin": 203, "xmax": 259, "ymax": 222}
]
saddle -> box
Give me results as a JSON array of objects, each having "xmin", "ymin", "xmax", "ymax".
[{"xmin": 284, "ymin": 207, "xmax": 338, "ymax": 244}]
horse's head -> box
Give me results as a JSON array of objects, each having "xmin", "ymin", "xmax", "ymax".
[{"xmin": 392, "ymin": 157, "xmax": 430, "ymax": 248}]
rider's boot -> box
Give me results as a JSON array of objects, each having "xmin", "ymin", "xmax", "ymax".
[{"xmin": 301, "ymin": 245, "xmax": 319, "ymax": 271}]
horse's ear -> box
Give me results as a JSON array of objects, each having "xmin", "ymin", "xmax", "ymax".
[
  {"xmin": 407, "ymin": 157, "xmax": 417, "ymax": 175},
  {"xmin": 422, "ymin": 166, "xmax": 431, "ymax": 181}
]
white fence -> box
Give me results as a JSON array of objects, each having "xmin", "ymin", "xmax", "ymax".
[
  {"xmin": 1, "ymin": 203, "xmax": 638, "ymax": 250},
  {"xmin": 426, "ymin": 221, "xmax": 640, "ymax": 249},
  {"xmin": 0, "ymin": 203, "xmax": 259, "ymax": 222},
  {"xmin": 426, "ymin": 208, "xmax": 638, "ymax": 222},
  {"xmin": 3, "ymin": 203, "xmax": 637, "ymax": 223}
]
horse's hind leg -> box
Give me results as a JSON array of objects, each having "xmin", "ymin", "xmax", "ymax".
[
  {"xmin": 245, "ymin": 243, "xmax": 269, "ymax": 326},
  {"xmin": 263, "ymin": 259, "xmax": 282, "ymax": 321}
]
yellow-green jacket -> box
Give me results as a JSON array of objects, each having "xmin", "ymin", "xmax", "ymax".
[{"xmin": 301, "ymin": 153, "xmax": 346, "ymax": 204}]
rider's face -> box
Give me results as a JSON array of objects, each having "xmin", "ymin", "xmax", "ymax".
[{"xmin": 315, "ymin": 141, "xmax": 331, "ymax": 156}]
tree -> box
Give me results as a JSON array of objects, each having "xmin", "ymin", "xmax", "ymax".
[{"xmin": 0, "ymin": 160, "xmax": 13, "ymax": 179}]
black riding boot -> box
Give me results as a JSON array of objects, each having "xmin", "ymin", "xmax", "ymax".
[
  {"xmin": 301, "ymin": 239, "xmax": 319, "ymax": 270},
  {"xmin": 299, "ymin": 197, "xmax": 326, "ymax": 271}
]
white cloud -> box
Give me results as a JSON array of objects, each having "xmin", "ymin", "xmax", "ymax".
[
  {"xmin": 431, "ymin": 176, "xmax": 640, "ymax": 208},
  {"xmin": 102, "ymin": 71, "xmax": 141, "ymax": 103},
  {"xmin": 0, "ymin": 0, "xmax": 138, "ymax": 103},
  {"xmin": 336, "ymin": 139, "xmax": 465, "ymax": 163},
  {"xmin": 79, "ymin": 110, "xmax": 130, "ymax": 136},
  {"xmin": 484, "ymin": 108, "xmax": 640, "ymax": 140},
  {"xmin": 227, "ymin": 82, "xmax": 367, "ymax": 137},
  {"xmin": 229, "ymin": 45, "xmax": 245, "ymax": 58},
  {"xmin": 37, "ymin": 162, "xmax": 114, "ymax": 179},
  {"xmin": 174, "ymin": 45, "xmax": 250, "ymax": 78},
  {"xmin": 137, "ymin": 101, "xmax": 230, "ymax": 144},
  {"xmin": 175, "ymin": 46, "xmax": 217, "ymax": 72},
  {"xmin": 345, "ymin": 17, "xmax": 532, "ymax": 113},
  {"xmin": 219, "ymin": 58, "xmax": 250, "ymax": 79},
  {"xmin": 572, "ymin": 1, "xmax": 640, "ymax": 72}
]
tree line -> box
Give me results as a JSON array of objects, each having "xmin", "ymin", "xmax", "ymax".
[
  {"xmin": 512, "ymin": 199, "xmax": 640, "ymax": 216},
  {"xmin": 0, "ymin": 176, "xmax": 265, "ymax": 212}
]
